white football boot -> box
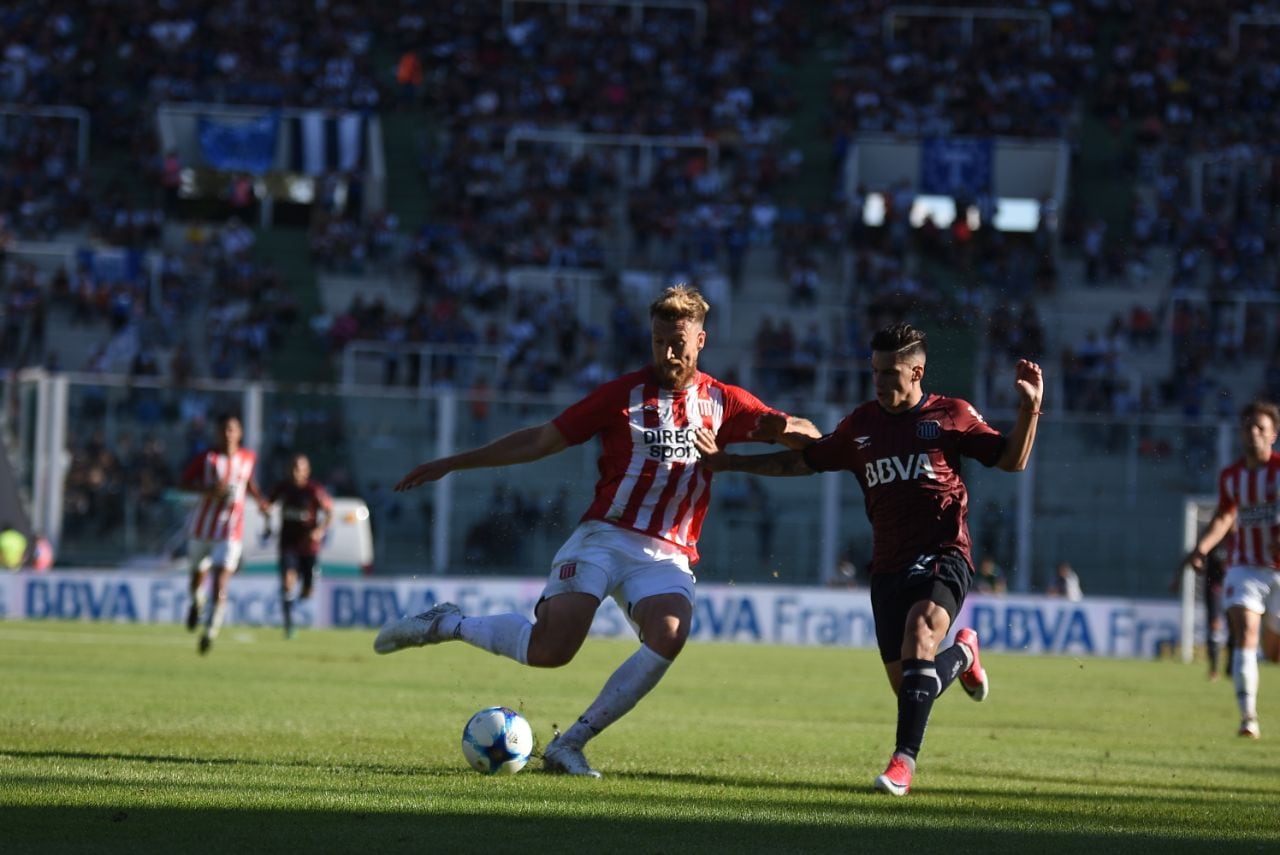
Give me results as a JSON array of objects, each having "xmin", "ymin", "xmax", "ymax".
[
  {"xmin": 373, "ymin": 602, "xmax": 462, "ymax": 654},
  {"xmin": 543, "ymin": 735, "xmax": 602, "ymax": 778}
]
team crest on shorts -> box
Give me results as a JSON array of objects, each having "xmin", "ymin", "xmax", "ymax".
[
  {"xmin": 559, "ymin": 563, "xmax": 577, "ymax": 580},
  {"xmin": 916, "ymin": 420, "xmax": 941, "ymax": 440}
]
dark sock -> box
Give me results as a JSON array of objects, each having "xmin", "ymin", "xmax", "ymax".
[
  {"xmin": 282, "ymin": 595, "xmax": 294, "ymax": 631},
  {"xmin": 934, "ymin": 643, "xmax": 969, "ymax": 695},
  {"xmin": 1208, "ymin": 638, "xmax": 1220, "ymax": 674},
  {"xmin": 896, "ymin": 658, "xmax": 940, "ymax": 760}
]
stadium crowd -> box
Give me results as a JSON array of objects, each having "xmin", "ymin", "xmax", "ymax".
[{"xmin": 6, "ymin": 0, "xmax": 1280, "ymax": 569}]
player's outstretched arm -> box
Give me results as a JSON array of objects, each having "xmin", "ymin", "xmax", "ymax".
[
  {"xmin": 247, "ymin": 478, "xmax": 271, "ymax": 516},
  {"xmin": 694, "ymin": 428, "xmax": 815, "ymax": 477},
  {"xmin": 394, "ymin": 422, "xmax": 569, "ymax": 492},
  {"xmin": 996, "ymin": 358, "xmax": 1045, "ymax": 472},
  {"xmin": 748, "ymin": 413, "xmax": 823, "ymax": 449},
  {"xmin": 1187, "ymin": 507, "xmax": 1236, "ymax": 572}
]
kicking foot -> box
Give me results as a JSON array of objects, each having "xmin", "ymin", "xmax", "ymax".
[
  {"xmin": 373, "ymin": 603, "xmax": 462, "ymax": 654},
  {"xmin": 543, "ymin": 735, "xmax": 602, "ymax": 778},
  {"xmin": 955, "ymin": 627, "xmax": 989, "ymax": 702},
  {"xmin": 1239, "ymin": 717, "xmax": 1260, "ymax": 739},
  {"xmin": 873, "ymin": 754, "xmax": 913, "ymax": 796}
]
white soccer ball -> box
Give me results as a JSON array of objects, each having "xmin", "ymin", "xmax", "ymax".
[{"xmin": 461, "ymin": 706, "xmax": 534, "ymax": 775}]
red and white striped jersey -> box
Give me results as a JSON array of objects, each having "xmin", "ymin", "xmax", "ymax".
[
  {"xmin": 1217, "ymin": 451, "xmax": 1280, "ymax": 568},
  {"xmin": 181, "ymin": 448, "xmax": 259, "ymax": 542},
  {"xmin": 552, "ymin": 366, "xmax": 785, "ymax": 563}
]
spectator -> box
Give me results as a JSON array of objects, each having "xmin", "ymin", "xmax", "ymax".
[
  {"xmin": 0, "ymin": 521, "xmax": 27, "ymax": 570},
  {"xmin": 1048, "ymin": 561, "xmax": 1084, "ymax": 601}
]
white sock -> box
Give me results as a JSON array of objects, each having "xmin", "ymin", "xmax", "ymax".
[
  {"xmin": 1234, "ymin": 648, "xmax": 1259, "ymax": 719},
  {"xmin": 207, "ymin": 602, "xmax": 227, "ymax": 638},
  {"xmin": 562, "ymin": 645, "xmax": 672, "ymax": 748},
  {"xmin": 457, "ymin": 613, "xmax": 531, "ymax": 665}
]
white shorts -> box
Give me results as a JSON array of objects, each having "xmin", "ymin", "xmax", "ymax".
[
  {"xmin": 543, "ymin": 520, "xmax": 695, "ymax": 619},
  {"xmin": 1223, "ymin": 564, "xmax": 1280, "ymax": 615},
  {"xmin": 189, "ymin": 539, "xmax": 243, "ymax": 574}
]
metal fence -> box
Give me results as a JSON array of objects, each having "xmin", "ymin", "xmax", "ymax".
[{"xmin": 11, "ymin": 369, "xmax": 1230, "ymax": 596}]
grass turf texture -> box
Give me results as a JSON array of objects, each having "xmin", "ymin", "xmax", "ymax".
[{"xmin": 1, "ymin": 621, "xmax": 1276, "ymax": 854}]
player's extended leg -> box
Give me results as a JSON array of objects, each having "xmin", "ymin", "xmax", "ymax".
[
  {"xmin": 280, "ymin": 562, "xmax": 298, "ymax": 639},
  {"xmin": 1263, "ymin": 627, "xmax": 1280, "ymax": 665},
  {"xmin": 876, "ymin": 599, "xmax": 980, "ymax": 796},
  {"xmin": 186, "ymin": 568, "xmax": 208, "ymax": 632},
  {"xmin": 546, "ymin": 593, "xmax": 691, "ymax": 778},
  {"xmin": 1265, "ymin": 593, "xmax": 1280, "ymax": 664},
  {"xmin": 1229, "ymin": 605, "xmax": 1262, "ymax": 737},
  {"xmin": 199, "ymin": 565, "xmax": 233, "ymax": 655},
  {"xmin": 372, "ymin": 591, "xmax": 599, "ymax": 666}
]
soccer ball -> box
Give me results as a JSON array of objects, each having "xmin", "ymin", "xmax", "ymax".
[{"xmin": 461, "ymin": 706, "xmax": 534, "ymax": 775}]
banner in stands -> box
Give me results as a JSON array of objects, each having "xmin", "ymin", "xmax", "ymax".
[
  {"xmin": 197, "ymin": 112, "xmax": 280, "ymax": 175},
  {"xmin": 0, "ymin": 572, "xmax": 1185, "ymax": 659},
  {"xmin": 920, "ymin": 136, "xmax": 993, "ymax": 196}
]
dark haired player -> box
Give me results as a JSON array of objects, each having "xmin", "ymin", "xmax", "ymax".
[
  {"xmin": 696, "ymin": 321, "xmax": 1043, "ymax": 795},
  {"xmin": 267, "ymin": 453, "xmax": 333, "ymax": 639}
]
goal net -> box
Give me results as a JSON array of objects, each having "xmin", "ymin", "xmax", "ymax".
[{"xmin": 1179, "ymin": 495, "xmax": 1217, "ymax": 664}]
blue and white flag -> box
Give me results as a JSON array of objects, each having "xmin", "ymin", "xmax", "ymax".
[
  {"xmin": 289, "ymin": 112, "xmax": 366, "ymax": 175},
  {"xmin": 197, "ymin": 113, "xmax": 280, "ymax": 175},
  {"xmin": 920, "ymin": 137, "xmax": 993, "ymax": 196}
]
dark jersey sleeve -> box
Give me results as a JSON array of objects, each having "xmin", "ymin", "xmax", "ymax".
[
  {"xmin": 802, "ymin": 415, "xmax": 855, "ymax": 473},
  {"xmin": 952, "ymin": 399, "xmax": 1006, "ymax": 467},
  {"xmin": 179, "ymin": 454, "xmax": 206, "ymax": 488}
]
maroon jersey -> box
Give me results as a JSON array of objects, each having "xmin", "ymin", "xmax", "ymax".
[
  {"xmin": 552, "ymin": 366, "xmax": 784, "ymax": 562},
  {"xmin": 268, "ymin": 480, "xmax": 333, "ymax": 556},
  {"xmin": 802, "ymin": 394, "xmax": 1006, "ymax": 575}
]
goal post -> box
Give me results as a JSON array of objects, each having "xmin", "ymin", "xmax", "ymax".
[{"xmin": 1180, "ymin": 495, "xmax": 1217, "ymax": 665}]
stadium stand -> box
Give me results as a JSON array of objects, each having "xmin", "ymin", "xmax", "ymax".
[{"xmin": 3, "ymin": 0, "xmax": 1278, "ymax": 592}]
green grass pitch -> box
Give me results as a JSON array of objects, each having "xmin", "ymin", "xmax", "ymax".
[{"xmin": 1, "ymin": 620, "xmax": 1277, "ymax": 854}]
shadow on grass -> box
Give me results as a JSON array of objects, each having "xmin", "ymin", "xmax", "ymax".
[
  {"xmin": 1, "ymin": 805, "xmax": 1269, "ymax": 855},
  {"xmin": 8, "ymin": 749, "xmax": 1280, "ymax": 803}
]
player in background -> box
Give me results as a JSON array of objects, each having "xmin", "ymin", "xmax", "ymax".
[
  {"xmin": 179, "ymin": 413, "xmax": 271, "ymax": 655},
  {"xmin": 695, "ymin": 322, "xmax": 1043, "ymax": 795},
  {"xmin": 1185, "ymin": 400, "xmax": 1280, "ymax": 738},
  {"xmin": 374, "ymin": 285, "xmax": 821, "ymax": 776},
  {"xmin": 267, "ymin": 453, "xmax": 333, "ymax": 639},
  {"xmin": 1171, "ymin": 546, "xmax": 1233, "ymax": 680}
]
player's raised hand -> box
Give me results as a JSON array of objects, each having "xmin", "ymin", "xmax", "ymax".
[
  {"xmin": 394, "ymin": 460, "xmax": 450, "ymax": 492},
  {"xmin": 1014, "ymin": 359, "xmax": 1044, "ymax": 410},
  {"xmin": 693, "ymin": 428, "xmax": 728, "ymax": 471},
  {"xmin": 747, "ymin": 412, "xmax": 788, "ymax": 443}
]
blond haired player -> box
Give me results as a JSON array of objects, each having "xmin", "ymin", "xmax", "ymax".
[{"xmin": 375, "ymin": 285, "xmax": 821, "ymax": 776}]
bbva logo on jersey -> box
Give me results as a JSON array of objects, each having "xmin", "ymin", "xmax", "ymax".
[{"xmin": 864, "ymin": 453, "xmax": 938, "ymax": 487}]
